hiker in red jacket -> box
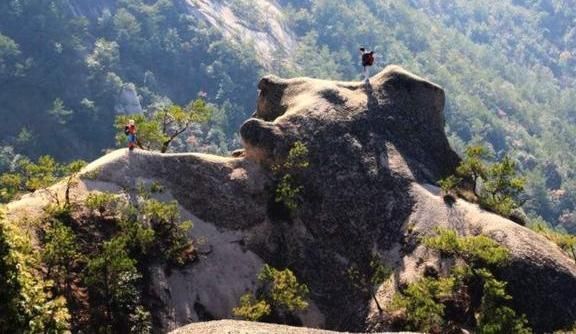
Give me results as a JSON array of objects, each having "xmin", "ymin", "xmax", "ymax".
[
  {"xmin": 360, "ymin": 48, "xmax": 375, "ymax": 83},
  {"xmin": 124, "ymin": 119, "xmax": 137, "ymax": 151}
]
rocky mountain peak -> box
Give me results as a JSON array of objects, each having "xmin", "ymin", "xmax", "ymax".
[
  {"xmin": 242, "ymin": 65, "xmax": 460, "ymax": 182},
  {"xmin": 6, "ymin": 67, "xmax": 576, "ymax": 333}
]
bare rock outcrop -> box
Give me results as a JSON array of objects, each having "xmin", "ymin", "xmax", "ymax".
[
  {"xmin": 9, "ymin": 66, "xmax": 576, "ymax": 333},
  {"xmin": 169, "ymin": 320, "xmax": 418, "ymax": 334}
]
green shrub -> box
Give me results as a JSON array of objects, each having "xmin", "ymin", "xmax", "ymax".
[
  {"xmin": 392, "ymin": 275, "xmax": 454, "ymax": 332},
  {"xmin": 0, "ymin": 173, "xmax": 21, "ymax": 202},
  {"xmin": 234, "ymin": 264, "xmax": 309, "ymax": 322},
  {"xmin": 141, "ymin": 199, "xmax": 194, "ymax": 265},
  {"xmin": 0, "ymin": 212, "xmax": 71, "ymax": 332},
  {"xmin": 0, "ymin": 155, "xmax": 87, "ymax": 206},
  {"xmin": 258, "ymin": 264, "xmax": 310, "ymax": 312},
  {"xmin": 85, "ymin": 236, "xmax": 144, "ymax": 331},
  {"xmin": 275, "ymin": 174, "xmax": 303, "ymax": 212},
  {"xmin": 233, "ymin": 294, "xmax": 272, "ymax": 321},
  {"xmin": 531, "ymin": 224, "xmax": 576, "ymax": 261},
  {"xmin": 456, "ymin": 145, "xmax": 490, "ymax": 194},
  {"xmin": 85, "ymin": 192, "xmax": 120, "ymax": 217},
  {"xmin": 439, "ymin": 145, "xmax": 525, "ymax": 218},
  {"xmin": 273, "ymin": 141, "xmax": 310, "ymax": 213},
  {"xmin": 423, "ymin": 228, "xmax": 509, "ymax": 266},
  {"xmin": 475, "ymin": 268, "xmax": 531, "ymax": 334},
  {"xmin": 439, "ymin": 175, "xmax": 461, "ymax": 195},
  {"xmin": 43, "ymin": 219, "xmax": 82, "ymax": 290},
  {"xmin": 391, "ymin": 228, "xmax": 530, "ymax": 333}
]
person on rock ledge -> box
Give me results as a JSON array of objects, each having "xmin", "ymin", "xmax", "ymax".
[
  {"xmin": 124, "ymin": 119, "xmax": 138, "ymax": 151},
  {"xmin": 360, "ymin": 47, "xmax": 375, "ymax": 83}
]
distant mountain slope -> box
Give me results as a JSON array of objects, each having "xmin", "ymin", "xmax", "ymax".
[{"xmin": 184, "ymin": 0, "xmax": 296, "ymax": 67}]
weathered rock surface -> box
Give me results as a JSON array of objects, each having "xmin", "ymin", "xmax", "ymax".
[
  {"xmin": 8, "ymin": 66, "xmax": 576, "ymax": 333},
  {"xmin": 169, "ymin": 320, "xmax": 418, "ymax": 334}
]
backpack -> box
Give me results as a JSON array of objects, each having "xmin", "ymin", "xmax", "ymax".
[
  {"xmin": 364, "ymin": 52, "xmax": 375, "ymax": 66},
  {"xmin": 124, "ymin": 125, "xmax": 130, "ymax": 135}
]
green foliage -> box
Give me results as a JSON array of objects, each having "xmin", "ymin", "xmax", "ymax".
[
  {"xmin": 275, "ymin": 174, "xmax": 303, "ymax": 212},
  {"xmin": 117, "ymin": 216, "xmax": 156, "ymax": 258},
  {"xmin": 423, "ymin": 228, "xmax": 509, "ymax": 266},
  {"xmin": 85, "ymin": 236, "xmax": 145, "ymax": 331},
  {"xmin": 77, "ymin": 193, "xmax": 191, "ymax": 331},
  {"xmin": 85, "ymin": 192, "xmax": 119, "ymax": 217},
  {"xmin": 20, "ymin": 155, "xmax": 59, "ymax": 191},
  {"xmin": 233, "ymin": 294, "xmax": 272, "ymax": 321},
  {"xmin": 475, "ymin": 268, "xmax": 531, "ymax": 334},
  {"xmin": 140, "ymin": 199, "xmax": 194, "ymax": 265},
  {"xmin": 0, "ymin": 212, "xmax": 71, "ymax": 333},
  {"xmin": 441, "ymin": 144, "xmax": 525, "ymax": 218},
  {"xmin": 392, "ymin": 228, "xmax": 530, "ymax": 333},
  {"xmin": 234, "ymin": 264, "xmax": 309, "ymax": 322},
  {"xmin": 274, "ymin": 141, "xmax": 310, "ymax": 213},
  {"xmin": 0, "ymin": 155, "xmax": 86, "ymax": 205},
  {"xmin": 480, "ymin": 156, "xmax": 526, "ymax": 217},
  {"xmin": 457, "ymin": 145, "xmax": 490, "ymax": 189},
  {"xmin": 0, "ymin": 172, "xmax": 21, "ymax": 202},
  {"xmin": 48, "ymin": 98, "xmax": 73, "ymax": 125},
  {"xmin": 0, "ymin": 210, "xmax": 25, "ymax": 331},
  {"xmin": 61, "ymin": 160, "xmax": 88, "ymax": 208},
  {"xmin": 282, "ymin": 141, "xmax": 310, "ymax": 171},
  {"xmin": 392, "ymin": 275, "xmax": 454, "ymax": 332},
  {"xmin": 258, "ymin": 264, "xmax": 310, "ymax": 312},
  {"xmin": 43, "ymin": 219, "xmax": 82, "ymax": 289},
  {"xmin": 531, "ymin": 223, "xmax": 576, "ymax": 261},
  {"xmin": 129, "ymin": 305, "xmax": 153, "ymax": 334},
  {"xmin": 114, "ymin": 98, "xmax": 213, "ymax": 153},
  {"xmin": 439, "ymin": 175, "xmax": 461, "ymax": 195}
]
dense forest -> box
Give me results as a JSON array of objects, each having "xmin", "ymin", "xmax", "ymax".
[{"xmin": 0, "ymin": 0, "xmax": 575, "ymax": 231}]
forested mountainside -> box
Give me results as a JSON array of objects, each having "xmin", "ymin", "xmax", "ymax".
[{"xmin": 0, "ymin": 0, "xmax": 575, "ymax": 229}]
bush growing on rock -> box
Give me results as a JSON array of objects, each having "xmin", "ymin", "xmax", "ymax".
[
  {"xmin": 140, "ymin": 199, "xmax": 194, "ymax": 265},
  {"xmin": 0, "ymin": 155, "xmax": 86, "ymax": 207},
  {"xmin": 439, "ymin": 145, "xmax": 525, "ymax": 218},
  {"xmin": 391, "ymin": 228, "xmax": 530, "ymax": 333},
  {"xmin": 85, "ymin": 236, "xmax": 148, "ymax": 332},
  {"xmin": 531, "ymin": 223, "xmax": 576, "ymax": 261},
  {"xmin": 273, "ymin": 141, "xmax": 309, "ymax": 213},
  {"xmin": 233, "ymin": 294, "xmax": 272, "ymax": 321},
  {"xmin": 42, "ymin": 219, "xmax": 82, "ymax": 294},
  {"xmin": 85, "ymin": 192, "xmax": 121, "ymax": 217},
  {"xmin": 233, "ymin": 264, "xmax": 309, "ymax": 323},
  {"xmin": 0, "ymin": 210, "xmax": 71, "ymax": 333}
]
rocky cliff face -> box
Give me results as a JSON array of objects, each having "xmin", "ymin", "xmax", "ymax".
[
  {"xmin": 67, "ymin": 0, "xmax": 296, "ymax": 68},
  {"xmin": 8, "ymin": 66, "xmax": 576, "ymax": 333}
]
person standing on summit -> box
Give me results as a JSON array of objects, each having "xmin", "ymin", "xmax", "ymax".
[
  {"xmin": 124, "ymin": 119, "xmax": 138, "ymax": 151},
  {"xmin": 360, "ymin": 48, "xmax": 375, "ymax": 83}
]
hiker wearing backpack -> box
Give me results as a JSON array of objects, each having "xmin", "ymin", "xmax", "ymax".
[
  {"xmin": 124, "ymin": 119, "xmax": 137, "ymax": 151},
  {"xmin": 360, "ymin": 48, "xmax": 375, "ymax": 83}
]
